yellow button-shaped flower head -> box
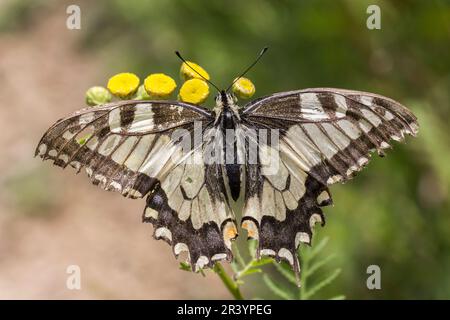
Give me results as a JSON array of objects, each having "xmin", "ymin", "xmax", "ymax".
[
  {"xmin": 85, "ymin": 86, "xmax": 112, "ymax": 106},
  {"xmin": 232, "ymin": 77, "xmax": 255, "ymax": 99},
  {"xmin": 180, "ymin": 61, "xmax": 210, "ymax": 81},
  {"xmin": 179, "ymin": 79, "xmax": 209, "ymax": 104},
  {"xmin": 144, "ymin": 73, "xmax": 177, "ymax": 99},
  {"xmin": 107, "ymin": 72, "xmax": 140, "ymax": 99}
]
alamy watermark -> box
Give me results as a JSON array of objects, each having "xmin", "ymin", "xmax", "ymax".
[
  {"xmin": 66, "ymin": 264, "xmax": 81, "ymax": 290},
  {"xmin": 66, "ymin": 5, "xmax": 81, "ymax": 30},
  {"xmin": 366, "ymin": 5, "xmax": 381, "ymax": 30},
  {"xmin": 366, "ymin": 264, "xmax": 381, "ymax": 290}
]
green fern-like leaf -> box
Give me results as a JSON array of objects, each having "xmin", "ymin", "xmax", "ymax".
[
  {"xmin": 273, "ymin": 262, "xmax": 297, "ymax": 285},
  {"xmin": 305, "ymin": 253, "xmax": 336, "ymax": 278},
  {"xmin": 179, "ymin": 262, "xmax": 206, "ymax": 276},
  {"xmin": 248, "ymin": 239, "xmax": 258, "ymax": 258},
  {"xmin": 250, "ymin": 257, "xmax": 273, "ymax": 267},
  {"xmin": 230, "ymin": 260, "xmax": 240, "ymax": 273},
  {"xmin": 232, "ymin": 243, "xmax": 246, "ymax": 268},
  {"xmin": 239, "ymin": 268, "xmax": 262, "ymax": 277},
  {"xmin": 261, "ymin": 237, "xmax": 345, "ymax": 300},
  {"xmin": 179, "ymin": 261, "xmax": 191, "ymax": 272},
  {"xmin": 262, "ymin": 274, "xmax": 295, "ymax": 300},
  {"xmin": 305, "ymin": 237, "xmax": 329, "ymax": 260},
  {"xmin": 303, "ymin": 268, "xmax": 342, "ymax": 299}
]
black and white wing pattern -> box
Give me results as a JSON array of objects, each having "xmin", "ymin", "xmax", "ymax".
[
  {"xmin": 142, "ymin": 125, "xmax": 238, "ymax": 270},
  {"xmin": 36, "ymin": 87, "xmax": 419, "ymax": 274},
  {"xmin": 240, "ymin": 88, "xmax": 419, "ymax": 273},
  {"xmin": 36, "ymin": 101, "xmax": 237, "ymax": 270}
]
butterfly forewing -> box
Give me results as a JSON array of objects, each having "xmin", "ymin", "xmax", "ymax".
[{"xmin": 36, "ymin": 101, "xmax": 211, "ymax": 196}]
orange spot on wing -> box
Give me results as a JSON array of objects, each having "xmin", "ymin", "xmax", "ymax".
[{"xmin": 224, "ymin": 224, "xmax": 237, "ymax": 240}]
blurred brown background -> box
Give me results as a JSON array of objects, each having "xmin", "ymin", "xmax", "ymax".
[
  {"xmin": 0, "ymin": 0, "xmax": 229, "ymax": 299},
  {"xmin": 0, "ymin": 0, "xmax": 449, "ymax": 299}
]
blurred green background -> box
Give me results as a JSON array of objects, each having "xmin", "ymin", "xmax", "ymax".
[{"xmin": 0, "ymin": 0, "xmax": 449, "ymax": 299}]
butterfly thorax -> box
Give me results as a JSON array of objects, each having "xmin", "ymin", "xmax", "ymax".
[{"xmin": 214, "ymin": 91, "xmax": 241, "ymax": 125}]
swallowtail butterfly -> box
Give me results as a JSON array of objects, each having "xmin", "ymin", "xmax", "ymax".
[{"xmin": 35, "ymin": 50, "xmax": 418, "ymax": 276}]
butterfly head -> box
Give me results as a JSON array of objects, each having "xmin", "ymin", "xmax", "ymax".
[
  {"xmin": 216, "ymin": 90, "xmax": 238, "ymax": 108},
  {"xmin": 212, "ymin": 91, "xmax": 240, "ymax": 123}
]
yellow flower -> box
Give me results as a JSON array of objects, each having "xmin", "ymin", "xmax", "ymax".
[
  {"xmin": 144, "ymin": 73, "xmax": 177, "ymax": 99},
  {"xmin": 232, "ymin": 77, "xmax": 255, "ymax": 99},
  {"xmin": 85, "ymin": 86, "xmax": 112, "ymax": 106},
  {"xmin": 107, "ymin": 72, "xmax": 140, "ymax": 99},
  {"xmin": 180, "ymin": 61, "xmax": 210, "ymax": 81},
  {"xmin": 179, "ymin": 79, "xmax": 209, "ymax": 104}
]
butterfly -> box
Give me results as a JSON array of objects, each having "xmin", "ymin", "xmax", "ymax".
[{"xmin": 35, "ymin": 49, "xmax": 419, "ymax": 276}]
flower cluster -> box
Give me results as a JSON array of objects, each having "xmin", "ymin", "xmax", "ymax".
[{"xmin": 85, "ymin": 61, "xmax": 256, "ymax": 107}]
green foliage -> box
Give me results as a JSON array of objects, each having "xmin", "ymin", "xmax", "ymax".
[
  {"xmin": 263, "ymin": 274, "xmax": 296, "ymax": 300},
  {"xmin": 264, "ymin": 237, "xmax": 344, "ymax": 300},
  {"xmin": 180, "ymin": 237, "xmax": 343, "ymax": 300},
  {"xmin": 179, "ymin": 261, "xmax": 206, "ymax": 277},
  {"xmin": 0, "ymin": 0, "xmax": 50, "ymax": 32}
]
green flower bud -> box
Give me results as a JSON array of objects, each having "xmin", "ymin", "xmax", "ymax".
[
  {"xmin": 85, "ymin": 86, "xmax": 112, "ymax": 106},
  {"xmin": 134, "ymin": 84, "xmax": 151, "ymax": 100}
]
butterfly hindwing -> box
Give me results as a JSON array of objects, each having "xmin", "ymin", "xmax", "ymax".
[
  {"xmin": 237, "ymin": 122, "xmax": 326, "ymax": 273},
  {"xmin": 143, "ymin": 125, "xmax": 238, "ymax": 270}
]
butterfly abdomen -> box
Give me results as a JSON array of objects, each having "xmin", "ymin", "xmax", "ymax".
[{"xmin": 222, "ymin": 107, "xmax": 241, "ymax": 201}]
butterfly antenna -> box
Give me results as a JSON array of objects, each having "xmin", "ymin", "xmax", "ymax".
[
  {"xmin": 226, "ymin": 47, "xmax": 268, "ymax": 92},
  {"xmin": 175, "ymin": 51, "xmax": 221, "ymax": 92}
]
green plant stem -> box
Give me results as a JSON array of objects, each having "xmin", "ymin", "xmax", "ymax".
[
  {"xmin": 235, "ymin": 261, "xmax": 253, "ymax": 280},
  {"xmin": 214, "ymin": 263, "xmax": 244, "ymax": 300}
]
